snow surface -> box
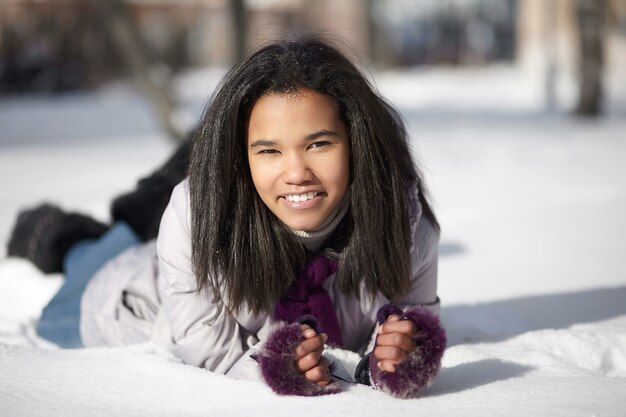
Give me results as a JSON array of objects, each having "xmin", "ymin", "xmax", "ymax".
[{"xmin": 1, "ymin": 66, "xmax": 625, "ymax": 416}]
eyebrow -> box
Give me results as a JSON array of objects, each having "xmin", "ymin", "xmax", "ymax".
[
  {"xmin": 305, "ymin": 129, "xmax": 338, "ymax": 140},
  {"xmin": 249, "ymin": 130, "xmax": 338, "ymax": 148},
  {"xmin": 249, "ymin": 139, "xmax": 277, "ymax": 148}
]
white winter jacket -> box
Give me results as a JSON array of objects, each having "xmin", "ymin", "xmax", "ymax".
[{"xmin": 80, "ymin": 179, "xmax": 440, "ymax": 381}]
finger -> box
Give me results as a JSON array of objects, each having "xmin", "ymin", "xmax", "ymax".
[
  {"xmin": 373, "ymin": 344, "xmax": 409, "ymax": 363},
  {"xmin": 300, "ymin": 324, "xmax": 317, "ymax": 339},
  {"xmin": 294, "ymin": 333, "xmax": 327, "ymax": 359},
  {"xmin": 377, "ymin": 314, "xmax": 400, "ymax": 334},
  {"xmin": 304, "ymin": 358, "xmax": 331, "ymax": 385},
  {"xmin": 375, "ymin": 332, "xmax": 416, "ymax": 353},
  {"xmin": 377, "ymin": 359, "xmax": 400, "ymax": 373},
  {"xmin": 305, "ymin": 366, "xmax": 331, "ymax": 386},
  {"xmin": 387, "ymin": 314, "xmax": 401, "ymax": 322},
  {"xmin": 294, "ymin": 346, "xmax": 323, "ymax": 373},
  {"xmin": 380, "ymin": 319, "xmax": 418, "ymax": 337}
]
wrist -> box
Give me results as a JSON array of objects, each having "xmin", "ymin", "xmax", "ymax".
[
  {"xmin": 257, "ymin": 319, "xmax": 343, "ymax": 396},
  {"xmin": 368, "ymin": 304, "xmax": 447, "ymax": 399}
]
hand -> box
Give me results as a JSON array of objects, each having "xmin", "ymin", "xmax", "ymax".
[
  {"xmin": 373, "ymin": 314, "xmax": 418, "ymax": 373},
  {"xmin": 293, "ymin": 324, "xmax": 331, "ymax": 386}
]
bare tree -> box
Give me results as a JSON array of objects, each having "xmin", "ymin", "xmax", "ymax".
[
  {"xmin": 575, "ymin": 0, "xmax": 606, "ymax": 117},
  {"xmin": 230, "ymin": 0, "xmax": 247, "ymax": 63},
  {"xmin": 94, "ymin": 0, "xmax": 184, "ymax": 141}
]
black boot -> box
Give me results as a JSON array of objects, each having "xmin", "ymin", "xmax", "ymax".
[
  {"xmin": 111, "ymin": 135, "xmax": 192, "ymax": 241},
  {"xmin": 7, "ymin": 204, "xmax": 108, "ymax": 274}
]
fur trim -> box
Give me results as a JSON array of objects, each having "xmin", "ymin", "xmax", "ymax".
[
  {"xmin": 274, "ymin": 255, "xmax": 343, "ymax": 346},
  {"xmin": 257, "ymin": 321, "xmax": 343, "ymax": 396},
  {"xmin": 376, "ymin": 304, "xmax": 404, "ymax": 325},
  {"xmin": 369, "ymin": 305, "xmax": 447, "ymax": 399},
  {"xmin": 297, "ymin": 315, "xmax": 322, "ymax": 333}
]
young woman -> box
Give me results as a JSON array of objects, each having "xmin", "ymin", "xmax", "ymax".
[{"xmin": 8, "ymin": 37, "xmax": 445, "ymax": 399}]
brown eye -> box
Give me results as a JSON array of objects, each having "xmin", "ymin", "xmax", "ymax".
[{"xmin": 309, "ymin": 141, "xmax": 330, "ymax": 149}]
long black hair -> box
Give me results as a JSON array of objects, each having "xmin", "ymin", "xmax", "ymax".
[{"xmin": 189, "ymin": 36, "xmax": 438, "ymax": 315}]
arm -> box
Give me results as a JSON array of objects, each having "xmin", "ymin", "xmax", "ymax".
[
  {"xmin": 156, "ymin": 180, "xmax": 247, "ymax": 374},
  {"xmin": 356, "ymin": 203, "xmax": 447, "ymax": 398},
  {"xmin": 157, "ymin": 182, "xmax": 343, "ymax": 392}
]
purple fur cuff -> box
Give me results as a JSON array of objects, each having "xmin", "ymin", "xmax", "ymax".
[
  {"xmin": 376, "ymin": 304, "xmax": 404, "ymax": 324},
  {"xmin": 297, "ymin": 315, "xmax": 322, "ymax": 333},
  {"xmin": 369, "ymin": 304, "xmax": 447, "ymax": 399},
  {"xmin": 257, "ymin": 321, "xmax": 343, "ymax": 396}
]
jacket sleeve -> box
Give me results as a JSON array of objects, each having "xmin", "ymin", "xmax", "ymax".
[
  {"xmin": 156, "ymin": 180, "xmax": 249, "ymax": 375},
  {"xmin": 356, "ymin": 191, "xmax": 446, "ymax": 398},
  {"xmin": 394, "ymin": 208, "xmax": 441, "ymax": 314},
  {"xmin": 362, "ymin": 195, "xmax": 441, "ymax": 355}
]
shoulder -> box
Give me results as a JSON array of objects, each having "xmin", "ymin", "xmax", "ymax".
[
  {"xmin": 170, "ymin": 178, "xmax": 191, "ymax": 222},
  {"xmin": 156, "ymin": 178, "xmax": 192, "ymax": 276},
  {"xmin": 158, "ymin": 178, "xmax": 191, "ymax": 237}
]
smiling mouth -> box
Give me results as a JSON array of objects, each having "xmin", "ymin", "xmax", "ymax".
[{"xmin": 282, "ymin": 192, "xmax": 324, "ymax": 203}]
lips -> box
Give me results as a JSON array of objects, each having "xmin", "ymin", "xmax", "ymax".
[
  {"xmin": 283, "ymin": 192, "xmax": 318, "ymax": 202},
  {"xmin": 280, "ymin": 191, "xmax": 326, "ymax": 210},
  {"xmin": 280, "ymin": 191, "xmax": 326, "ymax": 203}
]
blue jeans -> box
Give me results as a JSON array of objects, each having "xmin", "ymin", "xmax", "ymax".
[{"xmin": 36, "ymin": 222, "xmax": 140, "ymax": 348}]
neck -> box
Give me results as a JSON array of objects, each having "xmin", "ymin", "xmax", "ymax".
[{"xmin": 291, "ymin": 192, "xmax": 350, "ymax": 252}]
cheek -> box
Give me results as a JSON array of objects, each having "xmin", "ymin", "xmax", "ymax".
[
  {"xmin": 249, "ymin": 160, "xmax": 277, "ymax": 202},
  {"xmin": 326, "ymin": 148, "xmax": 350, "ymax": 191},
  {"xmin": 248, "ymin": 160, "xmax": 265, "ymax": 193}
]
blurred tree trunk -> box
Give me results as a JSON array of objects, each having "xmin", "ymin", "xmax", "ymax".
[
  {"xmin": 230, "ymin": 0, "xmax": 247, "ymax": 63},
  {"xmin": 94, "ymin": 0, "xmax": 184, "ymax": 141},
  {"xmin": 365, "ymin": 0, "xmax": 376, "ymax": 64},
  {"xmin": 575, "ymin": 0, "xmax": 606, "ymax": 117}
]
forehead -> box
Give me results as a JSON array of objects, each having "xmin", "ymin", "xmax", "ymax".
[
  {"xmin": 247, "ymin": 89, "xmax": 342, "ymax": 136},
  {"xmin": 250, "ymin": 89, "xmax": 338, "ymax": 123}
]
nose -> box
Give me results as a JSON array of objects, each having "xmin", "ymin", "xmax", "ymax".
[{"xmin": 282, "ymin": 152, "xmax": 314, "ymax": 185}]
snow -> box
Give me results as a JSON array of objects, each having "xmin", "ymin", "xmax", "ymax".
[{"xmin": 1, "ymin": 66, "xmax": 626, "ymax": 416}]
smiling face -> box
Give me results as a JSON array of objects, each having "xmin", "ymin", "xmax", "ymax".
[{"xmin": 246, "ymin": 89, "xmax": 350, "ymax": 231}]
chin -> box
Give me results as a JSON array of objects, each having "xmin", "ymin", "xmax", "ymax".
[{"xmin": 282, "ymin": 218, "xmax": 324, "ymax": 232}]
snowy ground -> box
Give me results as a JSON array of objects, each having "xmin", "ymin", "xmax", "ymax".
[{"xmin": 1, "ymin": 66, "xmax": 625, "ymax": 416}]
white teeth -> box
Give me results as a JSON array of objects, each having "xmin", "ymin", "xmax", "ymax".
[{"xmin": 285, "ymin": 192, "xmax": 318, "ymax": 202}]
